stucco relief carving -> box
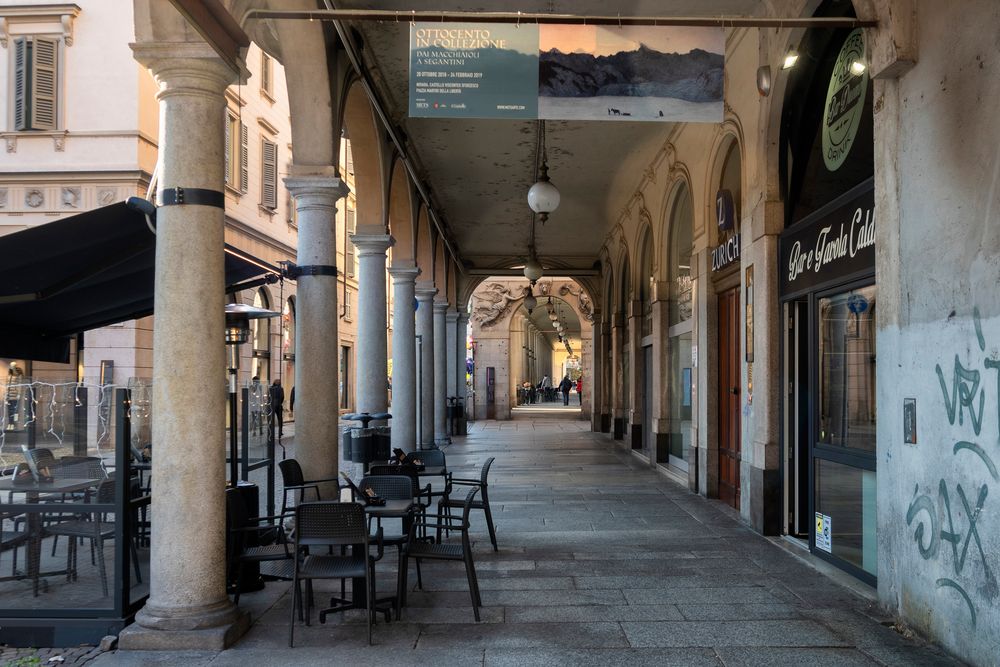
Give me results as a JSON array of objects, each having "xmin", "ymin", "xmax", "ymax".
[
  {"xmin": 471, "ymin": 282, "xmax": 521, "ymax": 328},
  {"xmin": 0, "ymin": 189, "xmax": 7, "ymax": 209},
  {"xmin": 4, "ymin": 136, "xmax": 15, "ymax": 153},
  {"xmin": 98, "ymin": 188, "xmax": 116, "ymax": 206},
  {"xmin": 25, "ymin": 189, "xmax": 43, "ymax": 208},
  {"xmin": 559, "ymin": 284, "xmax": 595, "ymax": 323},
  {"xmin": 61, "ymin": 187, "xmax": 80, "ymax": 208}
]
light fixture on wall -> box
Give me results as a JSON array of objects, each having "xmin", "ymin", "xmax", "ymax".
[
  {"xmin": 781, "ymin": 48, "xmax": 799, "ymax": 70},
  {"xmin": 756, "ymin": 65, "xmax": 771, "ymax": 97},
  {"xmin": 850, "ymin": 60, "xmax": 866, "ymax": 75},
  {"xmin": 527, "ymin": 120, "xmax": 560, "ymax": 224}
]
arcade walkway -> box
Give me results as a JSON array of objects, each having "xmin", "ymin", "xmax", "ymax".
[{"xmin": 97, "ymin": 420, "xmax": 961, "ymax": 666}]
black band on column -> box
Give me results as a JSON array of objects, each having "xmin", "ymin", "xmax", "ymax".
[
  {"xmin": 159, "ymin": 187, "xmax": 226, "ymax": 209},
  {"xmin": 286, "ymin": 264, "xmax": 338, "ymax": 279}
]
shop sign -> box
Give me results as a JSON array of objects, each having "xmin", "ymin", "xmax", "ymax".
[
  {"xmin": 815, "ymin": 512, "xmax": 832, "ymax": 553},
  {"xmin": 822, "ymin": 29, "xmax": 869, "ymax": 172},
  {"xmin": 716, "ymin": 189, "xmax": 735, "ymax": 231},
  {"xmin": 711, "ymin": 233, "xmax": 740, "ymax": 272},
  {"xmin": 779, "ymin": 182, "xmax": 874, "ymax": 295}
]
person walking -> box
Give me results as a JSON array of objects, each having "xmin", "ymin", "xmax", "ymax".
[
  {"xmin": 576, "ymin": 376, "xmax": 583, "ymax": 405},
  {"xmin": 269, "ymin": 379, "xmax": 285, "ymax": 438},
  {"xmin": 539, "ymin": 374, "xmax": 552, "ymax": 402},
  {"xmin": 558, "ymin": 375, "xmax": 573, "ymax": 406}
]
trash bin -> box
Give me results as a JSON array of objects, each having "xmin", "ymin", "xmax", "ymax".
[
  {"xmin": 226, "ymin": 482, "xmax": 264, "ymax": 594},
  {"xmin": 455, "ymin": 397, "xmax": 467, "ymax": 436},
  {"xmin": 374, "ymin": 425, "xmax": 391, "ymax": 460},
  {"xmin": 341, "ymin": 425, "xmax": 354, "ymax": 461},
  {"xmin": 350, "ymin": 427, "xmax": 373, "ymax": 464}
]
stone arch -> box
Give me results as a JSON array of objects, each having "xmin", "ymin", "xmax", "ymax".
[
  {"xmin": 704, "ymin": 129, "xmax": 746, "ymax": 248},
  {"xmin": 387, "ymin": 157, "xmax": 416, "ymax": 265},
  {"xmin": 656, "ymin": 163, "xmax": 694, "ymax": 266},
  {"xmin": 446, "ymin": 261, "xmax": 458, "ymax": 308},
  {"xmin": 341, "ymin": 79, "xmax": 385, "ymax": 231}
]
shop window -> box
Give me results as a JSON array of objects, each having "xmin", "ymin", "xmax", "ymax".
[
  {"xmin": 818, "ymin": 285, "xmax": 876, "ymax": 453},
  {"xmin": 12, "ymin": 36, "xmax": 59, "ymax": 131},
  {"xmin": 815, "ymin": 458, "xmax": 877, "ymax": 576},
  {"xmin": 668, "ymin": 184, "xmax": 693, "ymax": 327}
]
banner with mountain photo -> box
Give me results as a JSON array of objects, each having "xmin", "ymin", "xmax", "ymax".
[{"xmin": 409, "ymin": 23, "xmax": 724, "ymax": 123}]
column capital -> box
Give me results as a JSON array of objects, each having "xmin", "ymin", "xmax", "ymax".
[
  {"xmin": 284, "ymin": 174, "xmax": 350, "ymax": 203},
  {"xmin": 414, "ymin": 281, "xmax": 438, "ymax": 301},
  {"xmin": 457, "ymin": 312, "xmax": 470, "ymax": 325},
  {"xmin": 351, "ymin": 233, "xmax": 394, "ymax": 257},
  {"xmin": 389, "ymin": 265, "xmax": 421, "ymax": 283},
  {"xmin": 445, "ymin": 310, "xmax": 460, "ymax": 324},
  {"xmin": 131, "ymin": 41, "xmax": 243, "ymax": 98},
  {"xmin": 433, "ymin": 299, "xmax": 450, "ymax": 314}
]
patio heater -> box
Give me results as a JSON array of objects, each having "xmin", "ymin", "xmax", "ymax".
[{"xmin": 225, "ymin": 303, "xmax": 280, "ymax": 486}]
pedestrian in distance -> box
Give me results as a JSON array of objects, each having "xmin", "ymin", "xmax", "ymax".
[
  {"xmin": 577, "ymin": 376, "xmax": 583, "ymax": 405},
  {"xmin": 559, "ymin": 375, "xmax": 573, "ymax": 406},
  {"xmin": 269, "ymin": 379, "xmax": 285, "ymax": 438}
]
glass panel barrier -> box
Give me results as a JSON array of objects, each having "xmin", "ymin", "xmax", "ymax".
[{"xmin": 0, "ymin": 380, "xmax": 149, "ymax": 614}]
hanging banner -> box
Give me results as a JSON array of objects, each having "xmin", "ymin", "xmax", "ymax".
[{"xmin": 409, "ymin": 23, "xmax": 724, "ymax": 122}]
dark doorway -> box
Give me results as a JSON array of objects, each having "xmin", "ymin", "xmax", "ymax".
[
  {"xmin": 784, "ymin": 299, "xmax": 810, "ymax": 537},
  {"xmin": 718, "ymin": 287, "xmax": 741, "ymax": 509}
]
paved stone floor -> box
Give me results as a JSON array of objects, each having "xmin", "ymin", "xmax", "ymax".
[{"xmin": 93, "ymin": 419, "xmax": 965, "ymax": 666}]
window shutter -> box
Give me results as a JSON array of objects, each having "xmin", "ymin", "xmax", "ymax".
[
  {"xmin": 261, "ymin": 138, "xmax": 278, "ymax": 210},
  {"xmin": 30, "ymin": 37, "xmax": 58, "ymax": 131},
  {"xmin": 346, "ymin": 208, "xmax": 356, "ymax": 277},
  {"xmin": 224, "ymin": 113, "xmax": 232, "ymax": 186},
  {"xmin": 13, "ymin": 38, "xmax": 27, "ymax": 131},
  {"xmin": 240, "ymin": 123, "xmax": 249, "ymax": 193}
]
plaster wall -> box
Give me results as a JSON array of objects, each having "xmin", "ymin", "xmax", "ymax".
[{"xmin": 875, "ymin": 2, "xmax": 1000, "ymax": 662}]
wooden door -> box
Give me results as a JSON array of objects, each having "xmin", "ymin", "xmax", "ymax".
[{"xmin": 718, "ymin": 288, "xmax": 741, "ymax": 509}]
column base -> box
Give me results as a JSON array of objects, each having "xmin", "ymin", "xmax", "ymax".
[
  {"xmin": 119, "ymin": 600, "xmax": 250, "ymax": 650},
  {"xmin": 435, "ymin": 436, "xmax": 452, "ymax": 447}
]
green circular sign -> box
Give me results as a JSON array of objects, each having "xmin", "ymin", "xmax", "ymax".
[{"xmin": 822, "ymin": 29, "xmax": 869, "ymax": 172}]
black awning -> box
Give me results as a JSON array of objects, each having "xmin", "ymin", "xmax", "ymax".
[{"xmin": 0, "ymin": 199, "xmax": 282, "ymax": 362}]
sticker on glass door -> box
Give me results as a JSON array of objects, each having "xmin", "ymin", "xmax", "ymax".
[{"xmin": 815, "ymin": 513, "xmax": 832, "ymax": 553}]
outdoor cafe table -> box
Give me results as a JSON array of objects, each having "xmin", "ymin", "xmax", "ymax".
[
  {"xmin": 0, "ymin": 477, "xmax": 102, "ymax": 596},
  {"xmin": 317, "ymin": 499, "xmax": 415, "ymax": 624}
]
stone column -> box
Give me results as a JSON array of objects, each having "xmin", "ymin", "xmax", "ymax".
[
  {"xmin": 122, "ymin": 42, "xmax": 247, "ymax": 649},
  {"xmin": 456, "ymin": 313, "xmax": 469, "ymax": 407},
  {"xmin": 433, "ymin": 298, "xmax": 450, "ymax": 446},
  {"xmin": 446, "ymin": 310, "xmax": 459, "ymax": 398},
  {"xmin": 284, "ymin": 173, "xmax": 349, "ymax": 490},
  {"xmin": 414, "ymin": 282, "xmax": 437, "ymax": 449},
  {"xmin": 610, "ymin": 314, "xmax": 625, "ymax": 440},
  {"xmin": 351, "ymin": 233, "xmax": 394, "ymax": 418},
  {"xmin": 389, "ymin": 266, "xmax": 419, "ymax": 451}
]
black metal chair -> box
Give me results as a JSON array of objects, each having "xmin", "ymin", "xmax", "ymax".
[
  {"xmin": 278, "ymin": 458, "xmax": 344, "ymax": 517},
  {"xmin": 356, "ymin": 475, "xmax": 414, "ymax": 620},
  {"xmin": 225, "ymin": 488, "xmax": 294, "ymax": 605},
  {"xmin": 438, "ymin": 457, "xmax": 497, "ymax": 551},
  {"xmin": 368, "ymin": 463, "xmax": 432, "ymax": 541},
  {"xmin": 44, "ymin": 479, "xmax": 142, "ymax": 597},
  {"xmin": 400, "ymin": 487, "xmax": 483, "ymax": 622},
  {"xmin": 289, "ymin": 501, "xmax": 383, "ymax": 647}
]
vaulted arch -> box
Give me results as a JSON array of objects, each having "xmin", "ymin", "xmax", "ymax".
[
  {"xmin": 387, "ymin": 157, "xmax": 416, "ymax": 265},
  {"xmin": 341, "ymin": 79, "xmax": 385, "ymax": 231}
]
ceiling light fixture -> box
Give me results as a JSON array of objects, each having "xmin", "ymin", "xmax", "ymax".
[
  {"xmin": 523, "ymin": 286, "xmax": 537, "ymax": 314},
  {"xmin": 527, "ymin": 120, "xmax": 560, "ymax": 224},
  {"xmin": 850, "ymin": 60, "xmax": 866, "ymax": 75}
]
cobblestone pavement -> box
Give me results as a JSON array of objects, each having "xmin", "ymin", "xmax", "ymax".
[
  {"xmin": 1, "ymin": 645, "xmax": 106, "ymax": 666},
  {"xmin": 92, "ymin": 418, "xmax": 965, "ymax": 666}
]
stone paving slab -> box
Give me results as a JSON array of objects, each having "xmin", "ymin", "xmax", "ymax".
[{"xmin": 91, "ymin": 418, "xmax": 964, "ymax": 666}]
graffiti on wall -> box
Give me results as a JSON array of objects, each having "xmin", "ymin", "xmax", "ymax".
[{"xmin": 906, "ymin": 308, "xmax": 999, "ymax": 627}]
